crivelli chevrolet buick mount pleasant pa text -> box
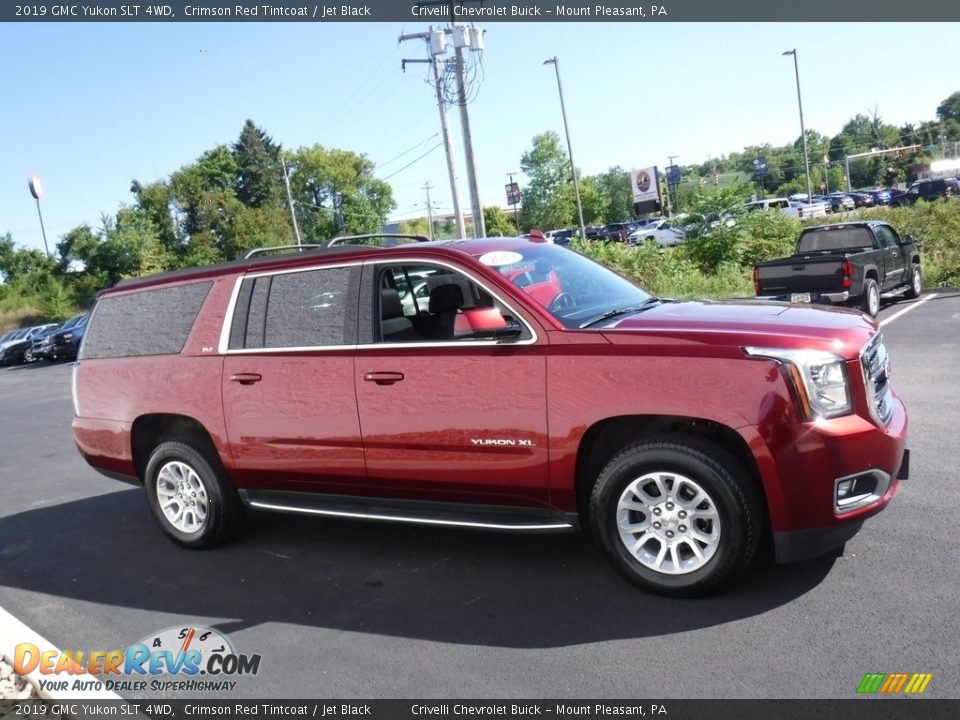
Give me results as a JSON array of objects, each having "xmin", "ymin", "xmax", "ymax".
[{"xmin": 71, "ymin": 233, "xmax": 909, "ymax": 596}]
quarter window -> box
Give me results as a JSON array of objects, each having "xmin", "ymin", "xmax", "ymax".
[{"xmin": 82, "ymin": 282, "xmax": 213, "ymax": 359}]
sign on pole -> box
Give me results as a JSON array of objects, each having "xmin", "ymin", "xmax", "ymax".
[{"xmin": 505, "ymin": 182, "xmax": 521, "ymax": 205}]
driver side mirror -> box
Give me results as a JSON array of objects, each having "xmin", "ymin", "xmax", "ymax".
[{"xmin": 455, "ymin": 309, "xmax": 523, "ymax": 341}]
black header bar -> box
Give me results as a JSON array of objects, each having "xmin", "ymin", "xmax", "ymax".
[
  {"xmin": 8, "ymin": 700, "xmax": 960, "ymax": 720},
  {"xmin": 3, "ymin": 0, "xmax": 959, "ymax": 22}
]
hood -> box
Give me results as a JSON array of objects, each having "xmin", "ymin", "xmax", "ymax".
[{"xmin": 601, "ymin": 299, "xmax": 877, "ymax": 359}]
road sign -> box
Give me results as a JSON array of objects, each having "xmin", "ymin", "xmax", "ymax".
[{"xmin": 505, "ymin": 182, "xmax": 521, "ymax": 205}]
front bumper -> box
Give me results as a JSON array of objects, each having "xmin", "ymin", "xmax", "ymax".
[{"xmin": 744, "ymin": 391, "xmax": 909, "ymax": 564}]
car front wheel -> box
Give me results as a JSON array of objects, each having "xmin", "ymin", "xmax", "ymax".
[
  {"xmin": 144, "ymin": 440, "xmax": 244, "ymax": 549},
  {"xmin": 589, "ymin": 436, "xmax": 762, "ymax": 597}
]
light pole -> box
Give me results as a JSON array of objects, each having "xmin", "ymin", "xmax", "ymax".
[
  {"xmin": 783, "ymin": 49, "xmax": 813, "ymax": 202},
  {"xmin": 28, "ymin": 175, "xmax": 51, "ymax": 257},
  {"xmin": 544, "ymin": 57, "xmax": 586, "ymax": 241}
]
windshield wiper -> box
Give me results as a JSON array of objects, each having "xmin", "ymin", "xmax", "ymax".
[{"xmin": 579, "ymin": 297, "xmax": 664, "ymax": 328}]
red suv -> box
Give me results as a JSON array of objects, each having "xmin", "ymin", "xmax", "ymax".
[{"xmin": 72, "ymin": 236, "xmax": 909, "ymax": 596}]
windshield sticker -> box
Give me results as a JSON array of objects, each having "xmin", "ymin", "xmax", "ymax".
[{"xmin": 479, "ymin": 251, "xmax": 524, "ymax": 267}]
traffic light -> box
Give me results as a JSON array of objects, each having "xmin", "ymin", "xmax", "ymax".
[
  {"xmin": 697, "ymin": 177, "xmax": 705, "ymax": 189},
  {"xmin": 713, "ymin": 174, "xmax": 720, "ymax": 186}
]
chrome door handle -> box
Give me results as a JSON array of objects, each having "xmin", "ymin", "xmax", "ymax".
[
  {"xmin": 230, "ymin": 373, "xmax": 262, "ymax": 385},
  {"xmin": 364, "ymin": 372, "xmax": 404, "ymax": 385}
]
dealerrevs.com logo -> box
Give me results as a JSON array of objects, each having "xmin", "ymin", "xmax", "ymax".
[
  {"xmin": 14, "ymin": 625, "xmax": 261, "ymax": 693},
  {"xmin": 857, "ymin": 672, "xmax": 933, "ymax": 694}
]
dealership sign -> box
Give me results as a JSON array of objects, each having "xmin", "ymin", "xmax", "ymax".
[{"xmin": 631, "ymin": 166, "xmax": 659, "ymax": 203}]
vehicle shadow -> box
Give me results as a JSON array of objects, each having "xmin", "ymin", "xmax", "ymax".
[{"xmin": 0, "ymin": 490, "xmax": 838, "ymax": 649}]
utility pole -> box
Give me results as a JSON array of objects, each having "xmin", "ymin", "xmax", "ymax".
[
  {"xmin": 422, "ymin": 181, "xmax": 436, "ymax": 240},
  {"xmin": 448, "ymin": 5, "xmax": 485, "ymax": 238},
  {"xmin": 399, "ymin": 32, "xmax": 466, "ymax": 238},
  {"xmin": 280, "ymin": 157, "xmax": 303, "ymax": 246}
]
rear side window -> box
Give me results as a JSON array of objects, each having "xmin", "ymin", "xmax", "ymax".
[
  {"xmin": 797, "ymin": 227, "xmax": 874, "ymax": 253},
  {"xmin": 82, "ymin": 282, "xmax": 212, "ymax": 359},
  {"xmin": 228, "ymin": 266, "xmax": 359, "ymax": 350}
]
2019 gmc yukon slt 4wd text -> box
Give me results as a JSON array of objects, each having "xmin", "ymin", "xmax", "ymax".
[{"xmin": 72, "ymin": 235, "xmax": 909, "ymax": 596}]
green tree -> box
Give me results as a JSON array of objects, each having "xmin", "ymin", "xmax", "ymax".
[
  {"xmin": 0, "ymin": 232, "xmax": 56, "ymax": 282},
  {"xmin": 288, "ymin": 145, "xmax": 395, "ymax": 242},
  {"xmin": 483, "ymin": 206, "xmax": 517, "ymax": 236},
  {"xmin": 233, "ymin": 120, "xmax": 284, "ymax": 209},
  {"xmin": 519, "ymin": 131, "xmax": 576, "ymax": 231},
  {"xmin": 592, "ymin": 166, "xmax": 633, "ymax": 223},
  {"xmin": 936, "ymin": 91, "xmax": 960, "ymax": 124}
]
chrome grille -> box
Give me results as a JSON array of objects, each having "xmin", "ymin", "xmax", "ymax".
[{"xmin": 860, "ymin": 333, "xmax": 893, "ymax": 426}]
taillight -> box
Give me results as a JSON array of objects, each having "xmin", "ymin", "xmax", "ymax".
[
  {"xmin": 841, "ymin": 259, "xmax": 853, "ymax": 289},
  {"xmin": 752, "ymin": 266, "xmax": 761, "ymax": 295}
]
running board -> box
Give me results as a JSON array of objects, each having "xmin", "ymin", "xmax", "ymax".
[
  {"xmin": 240, "ymin": 489, "xmax": 578, "ymax": 533},
  {"xmin": 881, "ymin": 284, "xmax": 910, "ymax": 298}
]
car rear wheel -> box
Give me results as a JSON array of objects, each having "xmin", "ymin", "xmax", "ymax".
[
  {"xmin": 589, "ymin": 436, "xmax": 762, "ymax": 597},
  {"xmin": 860, "ymin": 278, "xmax": 880, "ymax": 317},
  {"xmin": 905, "ymin": 264, "xmax": 922, "ymax": 299},
  {"xmin": 144, "ymin": 440, "xmax": 244, "ymax": 549}
]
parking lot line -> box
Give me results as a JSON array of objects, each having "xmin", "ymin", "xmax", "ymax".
[
  {"xmin": 880, "ymin": 293, "xmax": 938, "ymax": 328},
  {"xmin": 0, "ymin": 605, "xmax": 123, "ymax": 700}
]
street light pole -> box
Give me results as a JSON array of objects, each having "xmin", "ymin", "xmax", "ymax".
[
  {"xmin": 783, "ymin": 49, "xmax": 813, "ymax": 202},
  {"xmin": 544, "ymin": 56, "xmax": 586, "ymax": 241},
  {"xmin": 28, "ymin": 175, "xmax": 51, "ymax": 257}
]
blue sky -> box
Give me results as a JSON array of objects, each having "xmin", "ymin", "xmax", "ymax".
[{"xmin": 1, "ymin": 21, "xmax": 956, "ymax": 253}]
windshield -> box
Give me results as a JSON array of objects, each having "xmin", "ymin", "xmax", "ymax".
[{"xmin": 475, "ymin": 245, "xmax": 651, "ymax": 328}]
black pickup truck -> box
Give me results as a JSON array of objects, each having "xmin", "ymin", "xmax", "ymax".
[{"xmin": 753, "ymin": 221, "xmax": 921, "ymax": 317}]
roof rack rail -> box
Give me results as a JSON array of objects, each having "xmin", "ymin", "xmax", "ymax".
[
  {"xmin": 325, "ymin": 233, "xmax": 430, "ymax": 248},
  {"xmin": 243, "ymin": 244, "xmax": 325, "ymax": 259}
]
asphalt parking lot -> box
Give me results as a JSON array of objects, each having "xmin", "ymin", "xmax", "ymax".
[{"xmin": 1, "ymin": 291, "xmax": 958, "ymax": 700}]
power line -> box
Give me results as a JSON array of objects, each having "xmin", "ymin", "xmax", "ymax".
[
  {"xmin": 373, "ymin": 132, "xmax": 440, "ymax": 170},
  {"xmin": 379, "ymin": 142, "xmax": 444, "ymax": 181}
]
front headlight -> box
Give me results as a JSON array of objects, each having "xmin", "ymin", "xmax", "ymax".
[{"xmin": 744, "ymin": 347, "xmax": 852, "ymax": 420}]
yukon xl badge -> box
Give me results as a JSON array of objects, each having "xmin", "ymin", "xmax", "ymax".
[{"xmin": 470, "ymin": 438, "xmax": 535, "ymax": 447}]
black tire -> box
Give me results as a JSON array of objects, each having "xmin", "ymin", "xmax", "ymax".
[
  {"xmin": 860, "ymin": 278, "xmax": 880, "ymax": 317},
  {"xmin": 589, "ymin": 435, "xmax": 763, "ymax": 597},
  {"xmin": 144, "ymin": 440, "xmax": 245, "ymax": 549},
  {"xmin": 905, "ymin": 264, "xmax": 922, "ymax": 300}
]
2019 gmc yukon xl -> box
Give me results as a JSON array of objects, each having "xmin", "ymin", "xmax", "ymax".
[{"xmin": 72, "ymin": 235, "xmax": 909, "ymax": 596}]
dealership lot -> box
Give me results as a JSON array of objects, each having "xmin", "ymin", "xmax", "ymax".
[{"xmin": 1, "ymin": 292, "xmax": 958, "ymax": 699}]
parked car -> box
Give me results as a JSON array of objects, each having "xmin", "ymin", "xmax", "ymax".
[
  {"xmin": 889, "ymin": 177, "xmax": 960, "ymax": 206},
  {"xmin": 847, "ymin": 192, "xmax": 875, "ymax": 209},
  {"xmin": 857, "ymin": 188, "xmax": 892, "ymax": 205},
  {"xmin": 813, "ymin": 194, "xmax": 854, "ymax": 213},
  {"xmin": 72, "ymin": 234, "xmax": 908, "ymax": 597},
  {"xmin": 753, "ymin": 221, "xmax": 921, "ymax": 317},
  {"xmin": 0, "ymin": 324, "xmax": 58, "ymax": 365},
  {"xmin": 543, "ymin": 229, "xmax": 574, "ymax": 246},
  {"xmin": 828, "ymin": 192, "xmax": 857, "ymax": 211},
  {"xmin": 627, "ymin": 218, "xmax": 686, "ymax": 247},
  {"xmin": 49, "ymin": 314, "xmax": 89, "ymax": 361},
  {"xmin": 31, "ymin": 314, "xmax": 86, "ymax": 361}
]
